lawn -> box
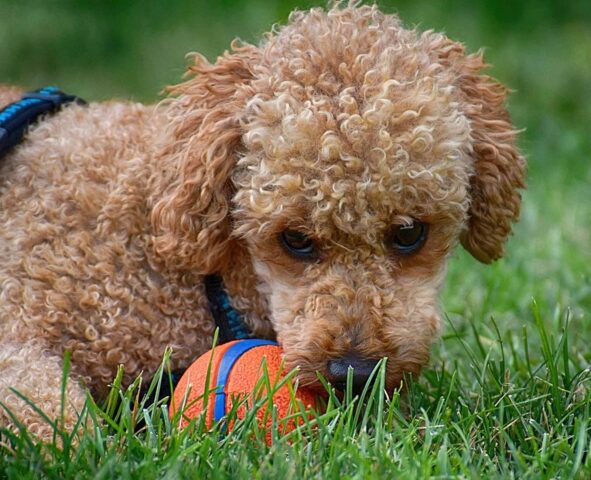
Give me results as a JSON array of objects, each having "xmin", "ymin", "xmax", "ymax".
[{"xmin": 1, "ymin": 0, "xmax": 590, "ymax": 478}]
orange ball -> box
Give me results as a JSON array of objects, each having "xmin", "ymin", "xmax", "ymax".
[{"xmin": 170, "ymin": 339, "xmax": 321, "ymax": 439}]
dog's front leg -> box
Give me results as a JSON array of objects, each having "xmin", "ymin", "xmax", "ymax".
[{"xmin": 0, "ymin": 340, "xmax": 87, "ymax": 443}]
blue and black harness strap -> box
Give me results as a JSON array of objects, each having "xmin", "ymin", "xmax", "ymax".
[
  {"xmin": 204, "ymin": 274, "xmax": 252, "ymax": 344},
  {"xmin": 0, "ymin": 86, "xmax": 85, "ymax": 160}
]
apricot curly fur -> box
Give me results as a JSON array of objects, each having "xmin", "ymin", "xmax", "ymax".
[{"xmin": 0, "ymin": 3, "xmax": 524, "ymax": 441}]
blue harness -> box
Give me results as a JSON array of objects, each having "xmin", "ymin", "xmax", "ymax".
[
  {"xmin": 0, "ymin": 86, "xmax": 85, "ymax": 158},
  {"xmin": 0, "ymin": 86, "xmax": 252, "ymax": 344},
  {"xmin": 204, "ymin": 274, "xmax": 252, "ymax": 343}
]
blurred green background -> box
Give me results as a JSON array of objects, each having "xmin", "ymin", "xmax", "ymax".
[
  {"xmin": 1, "ymin": 0, "xmax": 589, "ymax": 179},
  {"xmin": 0, "ymin": 0, "xmax": 589, "ymax": 321},
  {"xmin": 1, "ymin": 0, "xmax": 589, "ymax": 134},
  {"xmin": 1, "ymin": 0, "xmax": 589, "ymax": 163}
]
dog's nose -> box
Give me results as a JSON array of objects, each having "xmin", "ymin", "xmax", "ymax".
[{"xmin": 326, "ymin": 354, "xmax": 380, "ymax": 395}]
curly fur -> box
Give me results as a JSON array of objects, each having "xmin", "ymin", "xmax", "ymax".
[{"xmin": 0, "ymin": 3, "xmax": 525, "ymax": 440}]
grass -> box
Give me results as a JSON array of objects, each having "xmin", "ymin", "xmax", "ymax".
[
  {"xmin": 1, "ymin": 0, "xmax": 590, "ymax": 478},
  {"xmin": 1, "ymin": 309, "xmax": 589, "ymax": 478}
]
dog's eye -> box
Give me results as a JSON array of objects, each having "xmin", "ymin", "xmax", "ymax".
[
  {"xmin": 387, "ymin": 221, "xmax": 428, "ymax": 254},
  {"xmin": 280, "ymin": 230, "xmax": 316, "ymax": 259}
]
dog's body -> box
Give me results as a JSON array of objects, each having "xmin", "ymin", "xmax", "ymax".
[{"xmin": 0, "ymin": 4, "xmax": 524, "ymax": 440}]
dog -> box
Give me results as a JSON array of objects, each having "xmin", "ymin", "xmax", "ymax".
[{"xmin": 0, "ymin": 3, "xmax": 525, "ymax": 441}]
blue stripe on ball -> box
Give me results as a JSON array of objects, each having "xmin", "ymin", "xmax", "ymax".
[{"xmin": 213, "ymin": 339, "xmax": 278, "ymax": 424}]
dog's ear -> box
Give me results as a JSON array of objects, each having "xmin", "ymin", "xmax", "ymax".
[
  {"xmin": 435, "ymin": 39, "xmax": 526, "ymax": 263},
  {"xmin": 151, "ymin": 42, "xmax": 259, "ymax": 273},
  {"xmin": 456, "ymin": 51, "xmax": 526, "ymax": 263}
]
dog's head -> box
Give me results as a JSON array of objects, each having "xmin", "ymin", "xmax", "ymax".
[{"xmin": 152, "ymin": 5, "xmax": 525, "ymax": 391}]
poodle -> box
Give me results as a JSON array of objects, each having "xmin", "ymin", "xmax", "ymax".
[{"xmin": 0, "ymin": 3, "xmax": 525, "ymax": 441}]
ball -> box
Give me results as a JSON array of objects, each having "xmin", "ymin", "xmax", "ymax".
[{"xmin": 170, "ymin": 339, "xmax": 321, "ymax": 439}]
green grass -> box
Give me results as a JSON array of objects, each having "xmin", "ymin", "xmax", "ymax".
[
  {"xmin": 1, "ymin": 310, "xmax": 590, "ymax": 478},
  {"xmin": 1, "ymin": 0, "xmax": 590, "ymax": 478}
]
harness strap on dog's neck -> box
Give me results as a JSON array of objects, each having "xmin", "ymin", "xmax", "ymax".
[
  {"xmin": 204, "ymin": 274, "xmax": 252, "ymax": 343},
  {"xmin": 0, "ymin": 86, "xmax": 85, "ymax": 160}
]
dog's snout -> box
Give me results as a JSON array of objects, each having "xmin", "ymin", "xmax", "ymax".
[{"xmin": 326, "ymin": 354, "xmax": 380, "ymax": 395}]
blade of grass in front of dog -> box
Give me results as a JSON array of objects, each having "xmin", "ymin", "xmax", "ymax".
[
  {"xmin": 559, "ymin": 309, "xmax": 572, "ymax": 389},
  {"xmin": 59, "ymin": 350, "xmax": 71, "ymax": 435},
  {"xmin": 139, "ymin": 348, "xmax": 172, "ymax": 413},
  {"xmin": 532, "ymin": 299, "xmax": 563, "ymax": 417},
  {"xmin": 171, "ymin": 328, "xmax": 221, "ymax": 433},
  {"xmin": 104, "ymin": 365, "xmax": 125, "ymax": 420},
  {"xmin": 570, "ymin": 416, "xmax": 590, "ymax": 478},
  {"xmin": 192, "ymin": 328, "xmax": 220, "ymax": 430},
  {"xmin": 373, "ymin": 360, "xmax": 387, "ymax": 444},
  {"xmin": 357, "ymin": 358, "xmax": 386, "ymax": 430},
  {"xmin": 85, "ymin": 397, "xmax": 105, "ymax": 457}
]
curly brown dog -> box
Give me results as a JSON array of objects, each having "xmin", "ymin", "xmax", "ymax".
[{"xmin": 0, "ymin": 3, "xmax": 525, "ymax": 440}]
